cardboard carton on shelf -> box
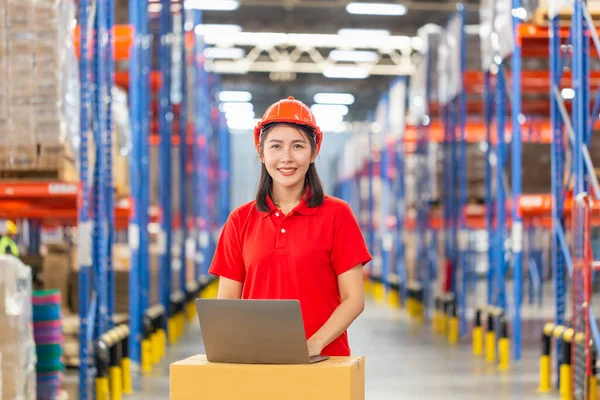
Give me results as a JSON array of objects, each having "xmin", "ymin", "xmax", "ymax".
[{"xmin": 170, "ymin": 355, "xmax": 365, "ymax": 400}]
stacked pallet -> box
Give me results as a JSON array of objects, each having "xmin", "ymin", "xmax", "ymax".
[
  {"xmin": 0, "ymin": 0, "xmax": 78, "ymax": 180},
  {"xmin": 532, "ymin": 0, "xmax": 600, "ymax": 25}
]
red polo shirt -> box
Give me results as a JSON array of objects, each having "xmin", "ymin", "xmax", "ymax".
[{"xmin": 208, "ymin": 194, "xmax": 372, "ymax": 356}]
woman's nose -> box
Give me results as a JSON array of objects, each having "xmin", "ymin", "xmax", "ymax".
[{"xmin": 280, "ymin": 148, "xmax": 292, "ymax": 161}]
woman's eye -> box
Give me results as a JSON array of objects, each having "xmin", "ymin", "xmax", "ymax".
[
  {"xmin": 271, "ymin": 144, "xmax": 280, "ymax": 149},
  {"xmin": 294, "ymin": 144, "xmax": 304, "ymax": 149}
]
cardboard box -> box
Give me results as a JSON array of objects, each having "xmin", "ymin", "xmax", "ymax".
[
  {"xmin": 42, "ymin": 242, "xmax": 72, "ymax": 310},
  {"xmin": 170, "ymin": 354, "xmax": 365, "ymax": 400}
]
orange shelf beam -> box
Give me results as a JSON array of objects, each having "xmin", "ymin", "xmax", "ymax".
[
  {"xmin": 74, "ymin": 25, "xmax": 133, "ymax": 61},
  {"xmin": 463, "ymin": 70, "xmax": 600, "ymax": 95}
]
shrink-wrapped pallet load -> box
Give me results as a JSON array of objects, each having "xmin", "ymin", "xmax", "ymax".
[{"xmin": 0, "ymin": 255, "xmax": 37, "ymax": 399}]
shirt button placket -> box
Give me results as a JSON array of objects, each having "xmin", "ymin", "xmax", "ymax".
[{"xmin": 276, "ymin": 212, "xmax": 288, "ymax": 251}]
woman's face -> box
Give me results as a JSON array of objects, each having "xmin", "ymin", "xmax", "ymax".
[{"xmin": 260, "ymin": 125, "xmax": 315, "ymax": 194}]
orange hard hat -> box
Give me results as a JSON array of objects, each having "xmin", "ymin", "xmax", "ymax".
[{"xmin": 254, "ymin": 96, "xmax": 323, "ymax": 154}]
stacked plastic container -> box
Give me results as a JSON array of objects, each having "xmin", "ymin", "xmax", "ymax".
[{"xmin": 32, "ymin": 289, "xmax": 64, "ymax": 400}]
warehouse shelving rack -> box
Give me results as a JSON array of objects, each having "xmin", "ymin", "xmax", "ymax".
[
  {"xmin": 439, "ymin": 6, "xmax": 470, "ymax": 335},
  {"xmin": 475, "ymin": 1, "xmax": 562, "ymax": 362},
  {"xmin": 35, "ymin": 5, "xmax": 233, "ymax": 399},
  {"xmin": 544, "ymin": 0, "xmax": 600, "ymax": 396},
  {"xmin": 376, "ymin": 77, "xmax": 409, "ymax": 305}
]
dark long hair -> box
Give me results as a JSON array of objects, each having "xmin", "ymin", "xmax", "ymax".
[{"xmin": 256, "ymin": 123, "xmax": 324, "ymax": 211}]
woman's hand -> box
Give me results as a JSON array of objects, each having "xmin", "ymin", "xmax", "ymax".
[{"xmin": 307, "ymin": 336, "xmax": 324, "ymax": 357}]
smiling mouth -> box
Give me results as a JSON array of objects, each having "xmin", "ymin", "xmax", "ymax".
[{"xmin": 278, "ymin": 168, "xmax": 297, "ymax": 174}]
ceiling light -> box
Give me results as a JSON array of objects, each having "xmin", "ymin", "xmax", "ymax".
[
  {"xmin": 185, "ymin": 0, "xmax": 238, "ymax": 11},
  {"xmin": 561, "ymin": 88, "xmax": 575, "ymax": 99},
  {"xmin": 227, "ymin": 118, "xmax": 261, "ymax": 132},
  {"xmin": 329, "ymin": 50, "xmax": 379, "ymax": 63},
  {"xmin": 338, "ymin": 28, "xmax": 390, "ymax": 37},
  {"xmin": 346, "ymin": 2, "xmax": 407, "ymax": 16},
  {"xmin": 220, "ymin": 102, "xmax": 254, "ymax": 114},
  {"xmin": 323, "ymin": 66, "xmax": 369, "ymax": 79},
  {"xmin": 311, "ymin": 104, "xmax": 349, "ymax": 116},
  {"xmin": 225, "ymin": 110, "xmax": 256, "ymax": 120},
  {"xmin": 313, "ymin": 93, "xmax": 355, "ymax": 105},
  {"xmin": 204, "ymin": 47, "xmax": 245, "ymax": 59},
  {"xmin": 219, "ymin": 91, "xmax": 252, "ymax": 102},
  {"xmin": 148, "ymin": 3, "xmax": 162, "ymax": 12},
  {"xmin": 194, "ymin": 24, "xmax": 242, "ymax": 35}
]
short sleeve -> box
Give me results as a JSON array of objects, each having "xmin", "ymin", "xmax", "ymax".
[
  {"xmin": 208, "ymin": 212, "xmax": 246, "ymax": 283},
  {"xmin": 330, "ymin": 202, "xmax": 373, "ymax": 276}
]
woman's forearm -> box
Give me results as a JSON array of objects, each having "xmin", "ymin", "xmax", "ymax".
[{"xmin": 309, "ymin": 296, "xmax": 365, "ymax": 351}]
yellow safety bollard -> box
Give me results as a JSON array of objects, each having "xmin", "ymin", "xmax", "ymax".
[
  {"xmin": 187, "ymin": 301, "xmax": 196, "ymax": 321},
  {"xmin": 485, "ymin": 314, "xmax": 496, "ymax": 363},
  {"xmin": 590, "ymin": 350, "xmax": 598, "ymax": 400},
  {"xmin": 96, "ymin": 336, "xmax": 111, "ymax": 400},
  {"xmin": 179, "ymin": 311, "xmax": 185, "ymax": 337},
  {"xmin": 117, "ymin": 325, "xmax": 133, "ymax": 396},
  {"xmin": 141, "ymin": 338, "xmax": 152, "ymax": 373},
  {"xmin": 168, "ymin": 316, "xmax": 177, "ymax": 344},
  {"xmin": 497, "ymin": 317, "xmax": 510, "ymax": 371},
  {"xmin": 448, "ymin": 300, "xmax": 459, "ymax": 345},
  {"xmin": 473, "ymin": 309, "xmax": 483, "ymax": 356},
  {"xmin": 560, "ymin": 329, "xmax": 573, "ymax": 400},
  {"xmin": 440, "ymin": 300, "xmax": 448, "ymax": 336},
  {"xmin": 407, "ymin": 287, "xmax": 416, "ymax": 317},
  {"xmin": 388, "ymin": 288, "xmax": 400, "ymax": 309},
  {"xmin": 537, "ymin": 324, "xmax": 554, "ymax": 393},
  {"xmin": 141, "ymin": 316, "xmax": 153, "ymax": 374},
  {"xmin": 432, "ymin": 298, "xmax": 440, "ymax": 333},
  {"xmin": 373, "ymin": 282, "xmax": 385, "ymax": 302},
  {"xmin": 96, "ymin": 376, "xmax": 110, "ymax": 400},
  {"xmin": 122, "ymin": 356, "xmax": 133, "ymax": 395},
  {"xmin": 158, "ymin": 327, "xmax": 166, "ymax": 359},
  {"xmin": 107, "ymin": 331, "xmax": 123, "ymax": 400},
  {"xmin": 151, "ymin": 329, "xmax": 160, "ymax": 365}
]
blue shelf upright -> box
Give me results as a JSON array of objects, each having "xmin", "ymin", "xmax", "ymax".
[
  {"xmin": 158, "ymin": 0, "xmax": 174, "ymax": 332},
  {"xmin": 446, "ymin": 7, "xmax": 469, "ymax": 335},
  {"xmin": 483, "ymin": 70, "xmax": 495, "ymax": 307},
  {"xmin": 178, "ymin": 7, "xmax": 190, "ymax": 299},
  {"xmin": 77, "ymin": 0, "xmax": 93, "ymax": 395},
  {"xmin": 510, "ymin": 0, "xmax": 524, "ymax": 361},
  {"xmin": 77, "ymin": 0, "xmax": 115, "ymax": 395},
  {"xmin": 378, "ymin": 94, "xmax": 392, "ymax": 295},
  {"xmin": 191, "ymin": 11, "xmax": 214, "ymax": 282},
  {"xmin": 479, "ymin": 1, "xmax": 528, "ymax": 361},
  {"xmin": 128, "ymin": 0, "xmax": 151, "ymax": 367},
  {"xmin": 440, "ymin": 8, "xmax": 465, "ymax": 332},
  {"xmin": 106, "ymin": 0, "xmax": 116, "ymax": 331}
]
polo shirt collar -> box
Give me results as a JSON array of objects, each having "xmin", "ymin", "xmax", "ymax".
[{"xmin": 261, "ymin": 187, "xmax": 317, "ymax": 218}]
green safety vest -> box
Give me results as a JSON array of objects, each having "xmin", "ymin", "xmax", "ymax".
[{"xmin": 0, "ymin": 236, "xmax": 19, "ymax": 256}]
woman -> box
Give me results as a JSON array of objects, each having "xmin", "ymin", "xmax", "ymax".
[{"xmin": 209, "ymin": 96, "xmax": 372, "ymax": 357}]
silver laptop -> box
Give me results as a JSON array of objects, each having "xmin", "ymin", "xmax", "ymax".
[{"xmin": 195, "ymin": 298, "xmax": 329, "ymax": 364}]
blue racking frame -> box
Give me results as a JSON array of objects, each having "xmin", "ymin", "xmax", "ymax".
[
  {"xmin": 179, "ymin": 10, "xmax": 190, "ymax": 298},
  {"xmin": 77, "ymin": 0, "xmax": 93, "ymax": 395},
  {"xmin": 75, "ymin": 4, "xmax": 232, "ymax": 397},
  {"xmin": 479, "ymin": 0, "xmax": 526, "ymax": 361},
  {"xmin": 127, "ymin": 0, "xmax": 152, "ymax": 369},
  {"xmin": 77, "ymin": 0, "xmax": 117, "ymax": 395},
  {"xmin": 441, "ymin": 6, "xmax": 468, "ymax": 334},
  {"xmin": 378, "ymin": 94, "xmax": 392, "ymax": 294},
  {"xmin": 510, "ymin": 0, "xmax": 524, "ymax": 361},
  {"xmin": 547, "ymin": 0, "xmax": 600, "ymax": 390},
  {"xmin": 158, "ymin": 0, "xmax": 174, "ymax": 331}
]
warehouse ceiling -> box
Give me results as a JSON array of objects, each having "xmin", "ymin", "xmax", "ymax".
[{"xmin": 114, "ymin": 0, "xmax": 482, "ymax": 126}]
